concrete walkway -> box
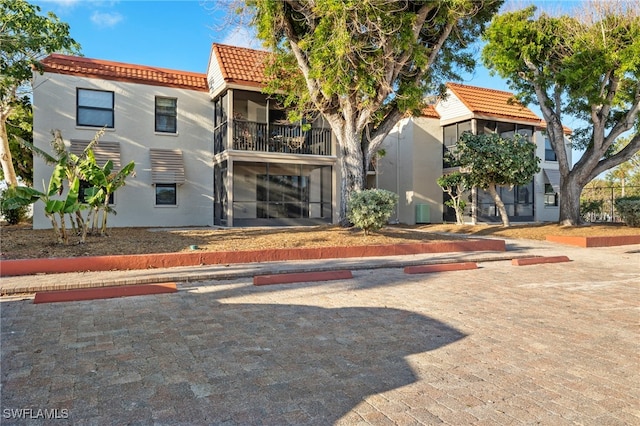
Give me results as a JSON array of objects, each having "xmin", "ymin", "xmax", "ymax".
[
  {"xmin": 0, "ymin": 237, "xmax": 605, "ymax": 296},
  {"xmin": 1, "ymin": 238, "xmax": 639, "ymax": 424}
]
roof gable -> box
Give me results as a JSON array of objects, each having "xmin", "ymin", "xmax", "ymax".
[
  {"xmin": 40, "ymin": 54, "xmax": 208, "ymax": 92},
  {"xmin": 446, "ymin": 82, "xmax": 541, "ymax": 123},
  {"xmin": 210, "ymin": 43, "xmax": 269, "ymax": 88}
]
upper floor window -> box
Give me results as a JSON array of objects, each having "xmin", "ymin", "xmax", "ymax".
[
  {"xmin": 77, "ymin": 88, "xmax": 114, "ymax": 128},
  {"xmin": 155, "ymin": 97, "xmax": 177, "ymax": 133},
  {"xmin": 545, "ymin": 138, "xmax": 557, "ymax": 161}
]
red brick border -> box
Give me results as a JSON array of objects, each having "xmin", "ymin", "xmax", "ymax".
[
  {"xmin": 33, "ymin": 282, "xmax": 177, "ymax": 304},
  {"xmin": 511, "ymin": 256, "xmax": 570, "ymax": 266},
  {"xmin": 0, "ymin": 239, "xmax": 505, "ymax": 277},
  {"xmin": 546, "ymin": 234, "xmax": 640, "ymax": 248},
  {"xmin": 253, "ymin": 270, "xmax": 353, "ymax": 286},
  {"xmin": 404, "ymin": 262, "xmax": 478, "ymax": 274}
]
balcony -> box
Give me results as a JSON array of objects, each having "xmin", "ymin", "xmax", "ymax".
[{"xmin": 214, "ymin": 120, "xmax": 332, "ymax": 156}]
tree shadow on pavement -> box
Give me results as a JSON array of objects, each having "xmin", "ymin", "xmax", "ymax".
[{"xmin": 1, "ymin": 291, "xmax": 466, "ymax": 424}]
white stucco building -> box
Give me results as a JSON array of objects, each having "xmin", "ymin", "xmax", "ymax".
[{"xmin": 31, "ymin": 44, "xmax": 569, "ymax": 229}]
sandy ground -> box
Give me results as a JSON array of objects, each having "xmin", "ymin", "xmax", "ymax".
[{"xmin": 0, "ymin": 221, "xmax": 637, "ymax": 260}]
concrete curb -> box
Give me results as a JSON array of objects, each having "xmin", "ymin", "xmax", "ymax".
[
  {"xmin": 0, "ymin": 239, "xmax": 506, "ymax": 277},
  {"xmin": 253, "ymin": 270, "xmax": 353, "ymax": 286},
  {"xmin": 404, "ymin": 262, "xmax": 478, "ymax": 274},
  {"xmin": 511, "ymin": 256, "xmax": 571, "ymax": 266},
  {"xmin": 546, "ymin": 234, "xmax": 640, "ymax": 248},
  {"xmin": 33, "ymin": 283, "xmax": 178, "ymax": 304}
]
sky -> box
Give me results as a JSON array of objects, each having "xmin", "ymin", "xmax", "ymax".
[{"xmin": 31, "ymin": 0, "xmax": 585, "ymax": 120}]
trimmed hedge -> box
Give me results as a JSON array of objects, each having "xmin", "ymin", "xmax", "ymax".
[{"xmin": 614, "ymin": 196, "xmax": 640, "ymax": 227}]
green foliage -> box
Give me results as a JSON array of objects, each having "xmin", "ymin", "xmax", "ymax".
[
  {"xmin": 614, "ymin": 196, "xmax": 640, "ymax": 227},
  {"xmin": 245, "ymin": 0, "xmax": 503, "ymax": 223},
  {"xmin": 347, "ymin": 189, "xmax": 398, "ymax": 235},
  {"xmin": 482, "ymin": 4, "xmax": 640, "ymax": 225},
  {"xmin": 3, "ymin": 96, "xmax": 33, "ymax": 185},
  {"xmin": 0, "ymin": 187, "xmax": 29, "ymax": 224},
  {"xmin": 580, "ymin": 199, "xmax": 604, "ymax": 222},
  {"xmin": 1, "ymin": 0, "xmax": 80, "ymax": 98},
  {"xmin": 1, "ymin": 0, "xmax": 80, "ymax": 187},
  {"xmin": 437, "ymin": 172, "xmax": 469, "ymax": 225},
  {"xmin": 457, "ymin": 133, "xmax": 541, "ymax": 189},
  {"xmin": 3, "ymin": 130, "xmax": 135, "ymax": 244}
]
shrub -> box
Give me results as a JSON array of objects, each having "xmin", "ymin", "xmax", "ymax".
[
  {"xmin": 347, "ymin": 189, "xmax": 399, "ymax": 235},
  {"xmin": 614, "ymin": 196, "xmax": 640, "ymax": 227},
  {"xmin": 580, "ymin": 199, "xmax": 604, "ymax": 222},
  {"xmin": 0, "ymin": 189, "xmax": 29, "ymax": 225}
]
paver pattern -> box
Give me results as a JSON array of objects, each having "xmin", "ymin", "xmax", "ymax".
[{"xmin": 1, "ymin": 241, "xmax": 639, "ymax": 425}]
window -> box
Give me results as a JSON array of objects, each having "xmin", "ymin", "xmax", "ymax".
[
  {"xmin": 77, "ymin": 89, "xmax": 114, "ymax": 128},
  {"xmin": 545, "ymin": 138, "xmax": 557, "ymax": 161},
  {"xmin": 544, "ymin": 183, "xmax": 558, "ymax": 206},
  {"xmin": 155, "ymin": 183, "xmax": 177, "ymax": 205},
  {"xmin": 155, "ymin": 97, "xmax": 177, "ymax": 133}
]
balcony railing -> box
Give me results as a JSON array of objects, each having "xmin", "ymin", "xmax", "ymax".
[{"xmin": 214, "ymin": 120, "xmax": 332, "ymax": 156}]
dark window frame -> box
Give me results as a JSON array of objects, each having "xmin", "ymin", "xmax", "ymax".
[
  {"xmin": 544, "ymin": 138, "xmax": 557, "ymax": 162},
  {"xmin": 77, "ymin": 88, "xmax": 114, "ymax": 128},
  {"xmin": 544, "ymin": 183, "xmax": 558, "ymax": 206},
  {"xmin": 155, "ymin": 183, "xmax": 177, "ymax": 206},
  {"xmin": 155, "ymin": 96, "xmax": 177, "ymax": 133}
]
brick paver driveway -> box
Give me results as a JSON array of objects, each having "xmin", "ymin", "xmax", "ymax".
[{"xmin": 1, "ymin": 244, "xmax": 639, "ymax": 425}]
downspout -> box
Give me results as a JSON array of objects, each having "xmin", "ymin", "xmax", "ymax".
[{"xmin": 395, "ymin": 127, "xmax": 400, "ymax": 223}]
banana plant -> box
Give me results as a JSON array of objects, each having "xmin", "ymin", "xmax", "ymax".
[{"xmin": 78, "ymin": 152, "xmax": 135, "ymax": 237}]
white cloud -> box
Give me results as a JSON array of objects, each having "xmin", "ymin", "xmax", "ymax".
[
  {"xmin": 90, "ymin": 11, "xmax": 123, "ymax": 28},
  {"xmin": 220, "ymin": 26, "xmax": 262, "ymax": 50}
]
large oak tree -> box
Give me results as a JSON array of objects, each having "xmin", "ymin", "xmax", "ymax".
[
  {"xmin": 1, "ymin": 0, "xmax": 79, "ymax": 187},
  {"xmin": 482, "ymin": 3, "xmax": 640, "ymax": 225},
  {"xmin": 246, "ymin": 0, "xmax": 502, "ymax": 224}
]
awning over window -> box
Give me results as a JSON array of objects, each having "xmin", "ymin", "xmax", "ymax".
[
  {"xmin": 149, "ymin": 149, "xmax": 185, "ymax": 184},
  {"xmin": 543, "ymin": 168, "xmax": 561, "ymax": 193},
  {"xmin": 70, "ymin": 140, "xmax": 121, "ymax": 171}
]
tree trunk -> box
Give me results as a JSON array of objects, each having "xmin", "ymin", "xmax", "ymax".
[
  {"xmin": 558, "ymin": 173, "xmax": 583, "ymax": 226},
  {"xmin": 339, "ymin": 136, "xmax": 366, "ymax": 226},
  {"xmin": 487, "ymin": 184, "xmax": 510, "ymax": 227},
  {"xmin": 0, "ymin": 115, "xmax": 19, "ymax": 187}
]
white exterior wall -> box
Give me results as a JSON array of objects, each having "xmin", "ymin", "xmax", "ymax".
[
  {"xmin": 434, "ymin": 92, "xmax": 473, "ymax": 125},
  {"xmin": 533, "ymin": 131, "xmax": 571, "ymax": 222},
  {"xmin": 376, "ymin": 117, "xmax": 443, "ymax": 225},
  {"xmin": 32, "ymin": 72, "xmax": 214, "ymax": 229}
]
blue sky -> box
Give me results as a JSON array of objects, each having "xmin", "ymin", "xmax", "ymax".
[{"xmin": 32, "ymin": 0, "xmax": 583, "ymax": 117}]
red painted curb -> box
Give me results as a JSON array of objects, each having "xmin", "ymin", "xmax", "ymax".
[
  {"xmin": 511, "ymin": 256, "xmax": 570, "ymax": 266},
  {"xmin": 0, "ymin": 239, "xmax": 505, "ymax": 277},
  {"xmin": 546, "ymin": 234, "xmax": 640, "ymax": 248},
  {"xmin": 403, "ymin": 262, "xmax": 478, "ymax": 274},
  {"xmin": 33, "ymin": 283, "xmax": 177, "ymax": 304},
  {"xmin": 253, "ymin": 270, "xmax": 353, "ymax": 286}
]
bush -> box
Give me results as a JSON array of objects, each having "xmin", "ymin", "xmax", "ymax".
[
  {"xmin": 0, "ymin": 189, "xmax": 29, "ymax": 225},
  {"xmin": 580, "ymin": 199, "xmax": 604, "ymax": 222},
  {"xmin": 347, "ymin": 189, "xmax": 399, "ymax": 235},
  {"xmin": 614, "ymin": 196, "xmax": 640, "ymax": 227}
]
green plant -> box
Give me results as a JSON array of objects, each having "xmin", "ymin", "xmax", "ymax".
[
  {"xmin": 437, "ymin": 171, "xmax": 469, "ymax": 225},
  {"xmin": 580, "ymin": 199, "xmax": 604, "ymax": 222},
  {"xmin": 347, "ymin": 189, "xmax": 398, "ymax": 235},
  {"xmin": 0, "ymin": 188, "xmax": 28, "ymax": 224},
  {"xmin": 614, "ymin": 196, "xmax": 640, "ymax": 227}
]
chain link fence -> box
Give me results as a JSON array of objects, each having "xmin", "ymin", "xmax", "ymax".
[{"xmin": 581, "ymin": 185, "xmax": 640, "ymax": 222}]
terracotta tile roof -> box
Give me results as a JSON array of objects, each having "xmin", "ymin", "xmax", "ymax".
[
  {"xmin": 211, "ymin": 43, "xmax": 269, "ymax": 88},
  {"xmin": 446, "ymin": 82, "xmax": 541, "ymax": 123},
  {"xmin": 421, "ymin": 104, "xmax": 440, "ymax": 119},
  {"xmin": 40, "ymin": 54, "xmax": 208, "ymax": 92}
]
